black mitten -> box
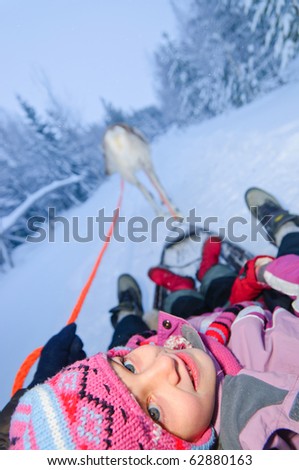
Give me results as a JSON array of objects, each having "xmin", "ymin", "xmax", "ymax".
[{"xmin": 28, "ymin": 323, "xmax": 86, "ymax": 389}]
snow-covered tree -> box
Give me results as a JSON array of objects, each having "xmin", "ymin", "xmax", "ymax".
[
  {"xmin": 102, "ymin": 99, "xmax": 167, "ymax": 141},
  {"xmin": 243, "ymin": 0, "xmax": 299, "ymax": 71},
  {"xmin": 154, "ymin": 0, "xmax": 299, "ymax": 127},
  {"xmin": 154, "ymin": 0, "xmax": 259, "ymax": 126},
  {"xmin": 0, "ymin": 96, "xmax": 105, "ymax": 266}
]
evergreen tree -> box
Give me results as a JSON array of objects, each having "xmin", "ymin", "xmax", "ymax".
[
  {"xmin": 0, "ymin": 96, "xmax": 105, "ymax": 265},
  {"xmin": 102, "ymin": 99, "xmax": 166, "ymax": 141},
  {"xmin": 154, "ymin": 0, "xmax": 299, "ymax": 127},
  {"xmin": 243, "ymin": 0, "xmax": 299, "ymax": 71},
  {"xmin": 154, "ymin": 0, "xmax": 258, "ymax": 126}
]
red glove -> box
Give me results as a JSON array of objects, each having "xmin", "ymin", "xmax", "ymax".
[{"xmin": 229, "ymin": 256, "xmax": 274, "ymax": 304}]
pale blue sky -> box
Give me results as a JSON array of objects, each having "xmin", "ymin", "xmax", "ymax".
[{"xmin": 0, "ymin": 0, "xmax": 176, "ymax": 122}]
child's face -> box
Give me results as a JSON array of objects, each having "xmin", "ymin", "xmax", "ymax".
[{"xmin": 110, "ymin": 344, "xmax": 216, "ymax": 442}]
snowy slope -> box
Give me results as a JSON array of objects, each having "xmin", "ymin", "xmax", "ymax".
[{"xmin": 1, "ymin": 79, "xmax": 299, "ymax": 408}]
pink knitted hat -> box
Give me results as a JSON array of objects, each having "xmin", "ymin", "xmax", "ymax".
[{"xmin": 9, "ymin": 348, "xmax": 216, "ymax": 450}]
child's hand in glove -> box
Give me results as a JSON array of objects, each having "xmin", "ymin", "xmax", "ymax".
[{"xmin": 28, "ymin": 323, "xmax": 86, "ymax": 389}]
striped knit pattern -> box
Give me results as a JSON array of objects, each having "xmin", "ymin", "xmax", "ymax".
[
  {"xmin": 205, "ymin": 304, "xmax": 245, "ymax": 345},
  {"xmin": 9, "ymin": 351, "xmax": 216, "ymax": 450}
]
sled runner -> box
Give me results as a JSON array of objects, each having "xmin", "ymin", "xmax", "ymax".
[{"xmin": 152, "ymin": 226, "xmax": 254, "ymax": 310}]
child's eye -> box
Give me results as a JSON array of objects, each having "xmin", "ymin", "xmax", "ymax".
[
  {"xmin": 148, "ymin": 404, "xmax": 161, "ymax": 423},
  {"xmin": 123, "ymin": 360, "xmax": 136, "ymax": 374}
]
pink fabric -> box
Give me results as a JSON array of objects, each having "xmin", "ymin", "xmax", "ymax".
[
  {"xmin": 10, "ymin": 350, "xmax": 216, "ymax": 450},
  {"xmin": 10, "ymin": 330, "xmax": 217, "ymax": 450},
  {"xmin": 264, "ymin": 254, "xmax": 299, "ymax": 315},
  {"xmin": 228, "ymin": 305, "xmax": 299, "ymax": 374},
  {"xmin": 129, "ymin": 311, "xmax": 242, "ymax": 376},
  {"xmin": 265, "ymin": 254, "xmax": 299, "ymax": 286},
  {"xmin": 11, "ymin": 249, "xmax": 299, "ymax": 452},
  {"xmin": 226, "ymin": 305, "xmax": 299, "ymax": 449}
]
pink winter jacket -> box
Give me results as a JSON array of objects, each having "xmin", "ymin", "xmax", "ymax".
[
  {"xmin": 128, "ymin": 255, "xmax": 299, "ymax": 450},
  {"xmin": 224, "ymin": 305, "xmax": 299, "ymax": 449},
  {"xmin": 223, "ymin": 255, "xmax": 299, "ymax": 449}
]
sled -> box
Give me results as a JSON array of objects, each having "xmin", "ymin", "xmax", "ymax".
[{"xmin": 152, "ymin": 225, "xmax": 254, "ymax": 310}]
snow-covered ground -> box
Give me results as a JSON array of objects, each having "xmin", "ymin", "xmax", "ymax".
[{"xmin": 1, "ymin": 79, "xmax": 299, "ymax": 408}]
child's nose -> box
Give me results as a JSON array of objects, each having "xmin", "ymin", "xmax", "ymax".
[
  {"xmin": 130, "ymin": 354, "xmax": 180, "ymax": 406},
  {"xmin": 149, "ymin": 353, "xmax": 180, "ymax": 386}
]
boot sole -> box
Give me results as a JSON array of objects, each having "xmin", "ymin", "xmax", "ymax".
[
  {"xmin": 245, "ymin": 187, "xmax": 283, "ymax": 217},
  {"xmin": 118, "ymin": 274, "xmax": 143, "ymax": 314}
]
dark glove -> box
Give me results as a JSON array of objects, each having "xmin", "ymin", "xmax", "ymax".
[{"xmin": 28, "ymin": 323, "xmax": 86, "ymax": 389}]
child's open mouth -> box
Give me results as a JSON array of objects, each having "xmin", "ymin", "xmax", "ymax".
[{"xmin": 176, "ymin": 352, "xmax": 199, "ymax": 391}]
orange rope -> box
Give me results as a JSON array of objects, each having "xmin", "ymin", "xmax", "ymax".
[{"xmin": 11, "ymin": 179, "xmax": 125, "ymax": 396}]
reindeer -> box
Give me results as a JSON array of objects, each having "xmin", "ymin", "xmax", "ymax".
[{"xmin": 102, "ymin": 123, "xmax": 181, "ymax": 217}]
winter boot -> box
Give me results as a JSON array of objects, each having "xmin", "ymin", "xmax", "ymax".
[
  {"xmin": 245, "ymin": 187, "xmax": 299, "ymax": 246},
  {"xmin": 109, "ymin": 274, "xmax": 144, "ymax": 328},
  {"xmin": 148, "ymin": 266, "xmax": 195, "ymax": 292},
  {"xmin": 196, "ymin": 236, "xmax": 222, "ymax": 281}
]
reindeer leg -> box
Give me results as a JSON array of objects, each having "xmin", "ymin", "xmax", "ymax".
[
  {"xmin": 134, "ymin": 178, "xmax": 164, "ymax": 216},
  {"xmin": 144, "ymin": 167, "xmax": 182, "ymax": 219}
]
